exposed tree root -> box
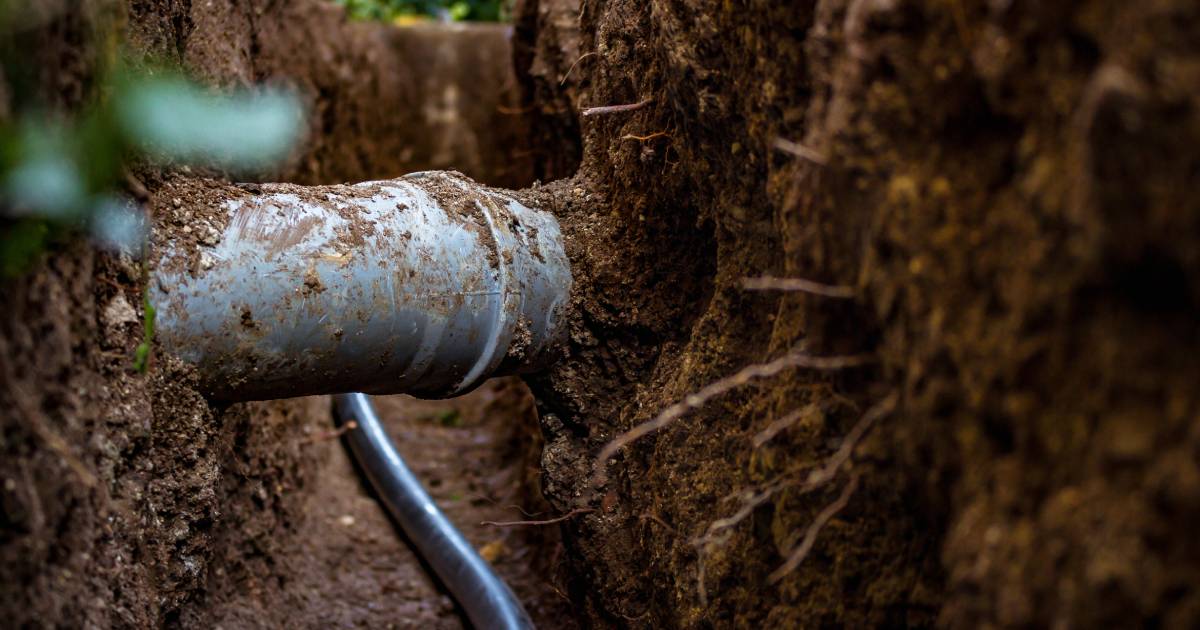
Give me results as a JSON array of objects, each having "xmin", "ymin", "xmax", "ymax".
[
  {"xmin": 581, "ymin": 99, "xmax": 652, "ymax": 117},
  {"xmin": 300, "ymin": 420, "xmax": 357, "ymax": 444},
  {"xmin": 480, "ymin": 508, "xmax": 595, "ymax": 528},
  {"xmin": 592, "ymin": 351, "xmax": 875, "ymax": 486},
  {"xmin": 768, "ymin": 475, "xmax": 860, "ymax": 583},
  {"xmin": 801, "ymin": 393, "xmax": 897, "ymax": 488},
  {"xmin": 741, "ymin": 275, "xmax": 856, "ymax": 298},
  {"xmin": 752, "ymin": 405, "xmax": 814, "ymax": 448},
  {"xmin": 771, "ymin": 137, "xmax": 827, "ymax": 164},
  {"xmin": 691, "ymin": 394, "xmax": 898, "ymax": 598},
  {"xmin": 559, "ymin": 51, "xmax": 597, "ymax": 85},
  {"xmin": 2, "ymin": 342, "xmax": 98, "ymax": 488},
  {"xmin": 621, "ymin": 131, "xmax": 671, "ymax": 142}
]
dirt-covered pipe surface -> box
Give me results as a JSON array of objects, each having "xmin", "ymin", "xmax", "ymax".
[{"xmin": 151, "ymin": 171, "xmax": 571, "ymax": 401}]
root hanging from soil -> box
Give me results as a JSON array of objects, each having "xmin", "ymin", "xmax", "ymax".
[
  {"xmin": 559, "ymin": 51, "xmax": 597, "ymax": 86},
  {"xmin": 581, "ymin": 99, "xmax": 652, "ymax": 117},
  {"xmin": 752, "ymin": 405, "xmax": 815, "ymax": 448},
  {"xmin": 691, "ymin": 394, "xmax": 898, "ymax": 600},
  {"xmin": 480, "ymin": 508, "xmax": 595, "ymax": 528},
  {"xmin": 696, "ymin": 476, "xmax": 795, "ymax": 550},
  {"xmin": 2, "ymin": 350, "xmax": 98, "ymax": 488},
  {"xmin": 639, "ymin": 512, "xmax": 677, "ymax": 534},
  {"xmin": 300, "ymin": 420, "xmax": 357, "ymax": 445},
  {"xmin": 771, "ymin": 137, "xmax": 827, "ymax": 165},
  {"xmin": 621, "ymin": 131, "xmax": 671, "ymax": 142},
  {"xmin": 741, "ymin": 276, "xmax": 856, "ymax": 298},
  {"xmin": 695, "ymin": 394, "xmax": 897, "ymax": 547},
  {"xmin": 768, "ymin": 476, "xmax": 860, "ymax": 583},
  {"xmin": 801, "ymin": 393, "xmax": 897, "ymax": 487},
  {"xmin": 592, "ymin": 351, "xmax": 875, "ymax": 486}
]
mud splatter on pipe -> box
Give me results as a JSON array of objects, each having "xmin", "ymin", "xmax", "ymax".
[{"xmin": 152, "ymin": 171, "xmax": 571, "ymax": 401}]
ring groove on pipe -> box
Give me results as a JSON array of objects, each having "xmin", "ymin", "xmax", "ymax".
[{"xmin": 151, "ymin": 171, "xmax": 571, "ymax": 402}]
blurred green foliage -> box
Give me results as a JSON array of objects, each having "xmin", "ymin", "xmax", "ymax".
[
  {"xmin": 0, "ymin": 63, "xmax": 303, "ymax": 277},
  {"xmin": 334, "ymin": 0, "xmax": 509, "ymax": 22},
  {"xmin": 0, "ymin": 2, "xmax": 303, "ymax": 374}
]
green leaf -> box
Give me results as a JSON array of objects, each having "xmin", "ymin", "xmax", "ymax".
[
  {"xmin": 90, "ymin": 196, "xmax": 147, "ymax": 253},
  {"xmin": 436, "ymin": 409, "xmax": 462, "ymax": 427},
  {"xmin": 133, "ymin": 290, "xmax": 156, "ymax": 373},
  {"xmin": 3, "ymin": 120, "xmax": 88, "ymax": 219},
  {"xmin": 117, "ymin": 78, "xmax": 303, "ymax": 172}
]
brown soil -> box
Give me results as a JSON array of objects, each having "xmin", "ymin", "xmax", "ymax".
[
  {"xmin": 6, "ymin": 0, "xmax": 1200, "ymax": 628},
  {"xmin": 180, "ymin": 379, "xmax": 574, "ymax": 629},
  {"xmin": 129, "ymin": 0, "xmax": 532, "ymax": 187},
  {"xmin": 517, "ymin": 0, "xmax": 1200, "ymax": 628},
  {"xmin": 2, "ymin": 1, "xmax": 558, "ymax": 627}
]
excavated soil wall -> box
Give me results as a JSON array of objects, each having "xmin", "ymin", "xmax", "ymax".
[
  {"xmin": 518, "ymin": 0, "xmax": 1200, "ymax": 627},
  {"xmin": 5, "ymin": 0, "xmax": 1200, "ymax": 628}
]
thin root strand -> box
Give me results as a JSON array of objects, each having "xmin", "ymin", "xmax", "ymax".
[
  {"xmin": 752, "ymin": 405, "xmax": 810, "ymax": 448},
  {"xmin": 480, "ymin": 508, "xmax": 595, "ymax": 527},
  {"xmin": 805, "ymin": 393, "xmax": 897, "ymax": 488},
  {"xmin": 560, "ymin": 51, "xmax": 598, "ymax": 85},
  {"xmin": 771, "ymin": 137, "xmax": 827, "ymax": 164},
  {"xmin": 741, "ymin": 276, "xmax": 855, "ymax": 298},
  {"xmin": 768, "ymin": 476, "xmax": 859, "ymax": 583},
  {"xmin": 592, "ymin": 350, "xmax": 874, "ymax": 486},
  {"xmin": 621, "ymin": 131, "xmax": 671, "ymax": 142},
  {"xmin": 692, "ymin": 393, "xmax": 897, "ymax": 564},
  {"xmin": 302, "ymin": 420, "xmax": 358, "ymax": 444},
  {"xmin": 581, "ymin": 99, "xmax": 652, "ymax": 117}
]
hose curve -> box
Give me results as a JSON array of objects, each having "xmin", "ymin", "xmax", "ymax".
[{"xmin": 333, "ymin": 392, "xmax": 535, "ymax": 630}]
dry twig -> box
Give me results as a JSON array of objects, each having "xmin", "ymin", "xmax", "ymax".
[
  {"xmin": 768, "ymin": 476, "xmax": 859, "ymax": 583},
  {"xmin": 741, "ymin": 276, "xmax": 855, "ymax": 298},
  {"xmin": 581, "ymin": 99, "xmax": 652, "ymax": 117},
  {"xmin": 593, "ymin": 350, "xmax": 873, "ymax": 486},
  {"xmin": 481, "ymin": 507, "xmax": 594, "ymax": 527}
]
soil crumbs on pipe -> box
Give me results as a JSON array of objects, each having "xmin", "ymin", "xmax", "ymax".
[{"xmin": 197, "ymin": 378, "xmax": 575, "ymax": 629}]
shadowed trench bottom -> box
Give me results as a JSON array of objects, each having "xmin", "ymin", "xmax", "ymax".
[{"xmin": 334, "ymin": 393, "xmax": 534, "ymax": 630}]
